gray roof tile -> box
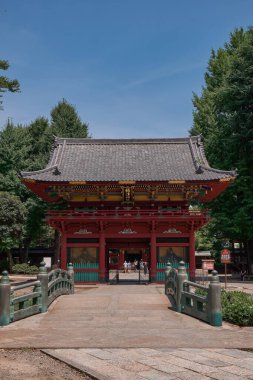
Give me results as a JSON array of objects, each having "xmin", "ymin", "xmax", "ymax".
[{"xmin": 21, "ymin": 136, "xmax": 236, "ymax": 182}]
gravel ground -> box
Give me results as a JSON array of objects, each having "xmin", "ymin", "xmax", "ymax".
[{"xmin": 0, "ymin": 349, "xmax": 92, "ymax": 380}]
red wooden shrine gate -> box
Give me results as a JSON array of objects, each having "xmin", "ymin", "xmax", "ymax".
[{"xmin": 21, "ymin": 137, "xmax": 235, "ymax": 283}]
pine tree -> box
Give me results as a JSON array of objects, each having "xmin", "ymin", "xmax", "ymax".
[
  {"xmin": 51, "ymin": 99, "xmax": 89, "ymax": 138},
  {"xmin": 0, "ymin": 60, "xmax": 20, "ymax": 110}
]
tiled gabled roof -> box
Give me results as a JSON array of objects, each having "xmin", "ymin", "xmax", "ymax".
[{"xmin": 20, "ymin": 136, "xmax": 236, "ymax": 182}]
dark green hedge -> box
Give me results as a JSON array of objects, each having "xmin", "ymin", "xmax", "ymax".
[
  {"xmin": 222, "ymin": 290, "xmax": 253, "ymax": 326},
  {"xmin": 12, "ymin": 263, "xmax": 39, "ymax": 275}
]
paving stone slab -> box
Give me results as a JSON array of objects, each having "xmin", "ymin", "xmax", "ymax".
[
  {"xmin": 163, "ymin": 356, "xmax": 221, "ymax": 374},
  {"xmin": 166, "ymin": 350, "xmax": 228, "ymax": 367},
  {"xmin": 187, "ymin": 349, "xmax": 238, "ymax": 365},
  {"xmin": 106, "ymin": 358, "xmax": 150, "ymax": 372},
  {"xmin": 43, "ymin": 348, "xmax": 253, "ymax": 380},
  {"xmin": 138, "ymin": 369, "xmax": 178, "ymax": 380},
  {"xmin": 152, "ymin": 363, "xmax": 188, "ymax": 374},
  {"xmin": 219, "ymin": 365, "xmax": 253, "ymax": 377},
  {"xmin": 206, "ymin": 371, "xmax": 250, "ymax": 380},
  {"xmin": 137, "ymin": 357, "xmax": 170, "ymax": 367},
  {"xmin": 174, "ymin": 371, "xmax": 212, "ymax": 380},
  {"xmin": 211, "ymin": 348, "xmax": 253, "ymax": 359}
]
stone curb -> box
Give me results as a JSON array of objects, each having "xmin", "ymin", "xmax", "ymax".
[{"xmin": 42, "ymin": 349, "xmax": 108, "ymax": 380}]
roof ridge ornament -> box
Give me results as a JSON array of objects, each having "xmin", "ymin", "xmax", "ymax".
[
  {"xmin": 196, "ymin": 166, "xmax": 204, "ymax": 174},
  {"xmin": 189, "ymin": 136, "xmax": 201, "ymax": 173},
  {"xmin": 53, "ymin": 166, "xmax": 61, "ymax": 175}
]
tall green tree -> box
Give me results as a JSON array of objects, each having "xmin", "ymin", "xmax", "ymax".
[
  {"xmin": 26, "ymin": 117, "xmax": 52, "ymax": 170},
  {"xmin": 0, "ymin": 120, "xmax": 52, "ymax": 262},
  {"xmin": 0, "ymin": 120, "xmax": 31, "ymax": 198},
  {"xmin": 190, "ymin": 27, "xmax": 253, "ymax": 272},
  {"xmin": 50, "ymin": 99, "xmax": 90, "ymax": 263},
  {"xmin": 51, "ymin": 99, "xmax": 89, "ymax": 138},
  {"xmin": 0, "ymin": 60, "xmax": 20, "ymax": 110},
  {"xmin": 0, "ymin": 192, "xmax": 26, "ymax": 269},
  {"xmin": 0, "ymin": 99, "xmax": 90, "ymax": 265}
]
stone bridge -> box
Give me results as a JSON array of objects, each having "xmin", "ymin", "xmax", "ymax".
[{"xmin": 0, "ymin": 284, "xmax": 253, "ymax": 349}]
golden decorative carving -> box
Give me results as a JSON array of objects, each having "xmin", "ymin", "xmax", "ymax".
[
  {"xmin": 168, "ymin": 180, "xmax": 186, "ymax": 184},
  {"xmin": 121, "ymin": 185, "xmax": 135, "ymax": 202},
  {"xmin": 118, "ymin": 181, "xmax": 136, "ymax": 185},
  {"xmin": 69, "ymin": 181, "xmax": 86, "ymax": 184}
]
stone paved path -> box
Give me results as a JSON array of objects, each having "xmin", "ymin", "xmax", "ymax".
[
  {"xmin": 1, "ymin": 284, "xmax": 253, "ymax": 348},
  {"xmin": 44, "ymin": 348, "xmax": 253, "ymax": 380}
]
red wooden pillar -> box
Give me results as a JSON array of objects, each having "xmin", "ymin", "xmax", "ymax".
[
  {"xmin": 61, "ymin": 233, "xmax": 67, "ymax": 270},
  {"xmin": 189, "ymin": 230, "xmax": 196, "ymax": 280},
  {"xmin": 150, "ymin": 221, "xmax": 156, "ymax": 282},
  {"xmin": 99, "ymin": 222, "xmax": 106, "ymax": 282}
]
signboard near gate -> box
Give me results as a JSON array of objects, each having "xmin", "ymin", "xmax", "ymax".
[
  {"xmin": 43, "ymin": 257, "xmax": 52, "ymax": 269},
  {"xmin": 221, "ymin": 249, "xmax": 231, "ymax": 289},
  {"xmin": 221, "ymin": 249, "xmax": 231, "ymax": 264},
  {"xmin": 202, "ymin": 259, "xmax": 215, "ymax": 271}
]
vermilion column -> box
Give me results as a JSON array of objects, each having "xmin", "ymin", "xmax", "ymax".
[
  {"xmin": 61, "ymin": 233, "xmax": 67, "ymax": 270},
  {"xmin": 150, "ymin": 221, "xmax": 156, "ymax": 281},
  {"xmin": 99, "ymin": 223, "xmax": 105, "ymax": 282},
  {"xmin": 189, "ymin": 230, "xmax": 196, "ymax": 280}
]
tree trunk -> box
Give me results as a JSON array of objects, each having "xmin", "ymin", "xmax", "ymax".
[
  {"xmin": 7, "ymin": 250, "xmax": 14, "ymax": 272},
  {"xmin": 21, "ymin": 238, "xmax": 31, "ymax": 263}
]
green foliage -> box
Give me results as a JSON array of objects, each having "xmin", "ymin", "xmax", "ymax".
[
  {"xmin": 12, "ymin": 263, "xmax": 39, "ymax": 274},
  {"xmin": 0, "ymin": 121, "xmax": 31, "ymax": 176},
  {"xmin": 190, "ymin": 27, "xmax": 253, "ymax": 270},
  {"xmin": 26, "ymin": 117, "xmax": 53, "ymax": 171},
  {"xmin": 51, "ymin": 99, "xmax": 89, "ymax": 138},
  {"xmin": 0, "ymin": 60, "xmax": 20, "ymax": 110},
  {"xmin": 195, "ymin": 223, "xmax": 225, "ymax": 267},
  {"xmin": 0, "ymin": 192, "xmax": 26, "ymax": 252},
  {"xmin": 221, "ymin": 290, "xmax": 253, "ymax": 326},
  {"xmin": 194, "ymin": 287, "xmax": 208, "ymax": 297},
  {"xmin": 23, "ymin": 198, "xmax": 47, "ymax": 244},
  {"xmin": 0, "ymin": 98, "xmax": 90, "ymax": 263},
  {"xmin": 194, "ymin": 288, "xmax": 253, "ymax": 326},
  {"xmin": 195, "ymin": 224, "xmax": 215, "ymax": 252}
]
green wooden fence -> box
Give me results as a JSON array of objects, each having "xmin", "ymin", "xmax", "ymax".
[{"xmin": 73, "ymin": 263, "xmax": 99, "ymax": 282}]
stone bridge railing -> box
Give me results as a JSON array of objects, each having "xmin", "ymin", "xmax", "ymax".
[
  {"xmin": 0, "ymin": 262, "xmax": 74, "ymax": 326},
  {"xmin": 165, "ymin": 261, "xmax": 222, "ymax": 327}
]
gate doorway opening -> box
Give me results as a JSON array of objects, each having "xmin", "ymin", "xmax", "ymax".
[{"xmin": 106, "ymin": 239, "xmax": 150, "ymax": 284}]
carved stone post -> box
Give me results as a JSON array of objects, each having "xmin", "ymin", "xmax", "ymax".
[
  {"xmin": 164, "ymin": 261, "xmax": 172, "ymax": 295},
  {"xmin": 208, "ymin": 270, "xmax": 222, "ymax": 327},
  {"xmin": 176, "ymin": 261, "xmax": 188, "ymax": 313},
  {"xmin": 33, "ymin": 280, "xmax": 42, "ymax": 312},
  {"xmin": 165, "ymin": 261, "xmax": 172, "ymax": 278},
  {"xmin": 0, "ymin": 271, "xmax": 11, "ymax": 326},
  {"xmin": 37, "ymin": 262, "xmax": 48, "ymax": 313},
  {"xmin": 67, "ymin": 263, "xmax": 75, "ymax": 294}
]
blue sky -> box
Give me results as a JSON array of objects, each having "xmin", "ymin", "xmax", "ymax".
[{"xmin": 1, "ymin": 0, "xmax": 253, "ymax": 138}]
